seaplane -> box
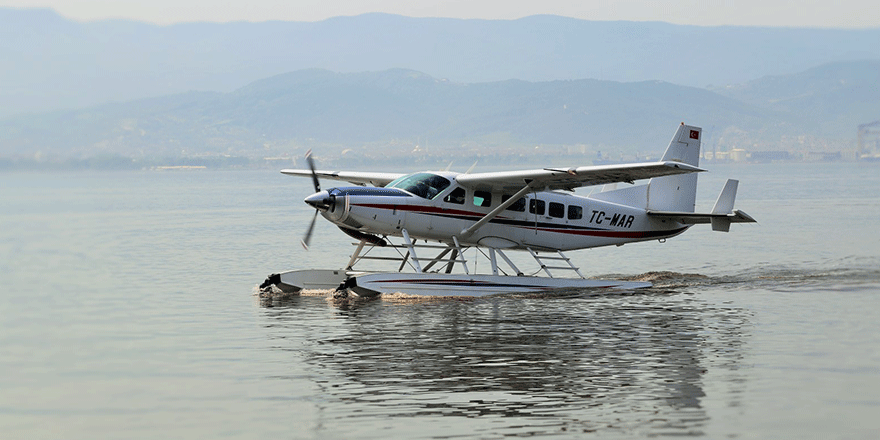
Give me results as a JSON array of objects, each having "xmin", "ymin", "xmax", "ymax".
[{"xmin": 260, "ymin": 123, "xmax": 755, "ymax": 297}]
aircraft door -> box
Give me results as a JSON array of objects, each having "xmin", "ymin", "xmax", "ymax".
[
  {"xmin": 522, "ymin": 196, "xmax": 544, "ymax": 242},
  {"xmin": 523, "ymin": 195, "xmax": 564, "ymax": 248},
  {"xmin": 432, "ymin": 187, "xmax": 466, "ymax": 236},
  {"xmin": 371, "ymin": 199, "xmax": 406, "ymax": 232},
  {"xmin": 391, "ymin": 202, "xmax": 407, "ymax": 232},
  {"xmin": 529, "ymin": 197, "xmax": 546, "ymax": 230}
]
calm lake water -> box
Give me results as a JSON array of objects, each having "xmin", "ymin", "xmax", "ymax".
[{"xmin": 2, "ymin": 162, "xmax": 879, "ymax": 439}]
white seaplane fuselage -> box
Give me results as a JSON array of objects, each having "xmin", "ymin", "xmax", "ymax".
[{"xmin": 308, "ymin": 176, "xmax": 688, "ymax": 252}]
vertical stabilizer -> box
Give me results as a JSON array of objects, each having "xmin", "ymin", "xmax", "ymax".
[
  {"xmin": 711, "ymin": 179, "xmax": 739, "ymax": 214},
  {"xmin": 710, "ymin": 179, "xmax": 739, "ymax": 232},
  {"xmin": 660, "ymin": 123, "xmax": 702, "ymax": 166},
  {"xmin": 647, "ymin": 124, "xmax": 702, "ymax": 212}
]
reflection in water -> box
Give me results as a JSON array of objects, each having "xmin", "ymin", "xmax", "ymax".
[{"xmin": 260, "ymin": 286, "xmax": 750, "ymax": 438}]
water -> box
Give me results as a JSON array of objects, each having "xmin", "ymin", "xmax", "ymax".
[{"xmin": 2, "ymin": 163, "xmax": 879, "ymax": 439}]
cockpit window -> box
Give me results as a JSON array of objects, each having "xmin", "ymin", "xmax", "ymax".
[{"xmin": 386, "ymin": 173, "xmax": 451, "ymax": 200}]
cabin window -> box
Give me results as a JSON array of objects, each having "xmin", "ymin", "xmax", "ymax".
[
  {"xmin": 502, "ymin": 194, "xmax": 526, "ymax": 212},
  {"xmin": 549, "ymin": 202, "xmax": 565, "ymax": 218},
  {"xmin": 443, "ymin": 187, "xmax": 465, "ymax": 205},
  {"xmin": 473, "ymin": 190, "xmax": 492, "ymax": 207},
  {"xmin": 386, "ymin": 172, "xmax": 451, "ymax": 200},
  {"xmin": 529, "ymin": 199, "xmax": 545, "ymax": 215},
  {"xmin": 568, "ymin": 205, "xmax": 583, "ymax": 220}
]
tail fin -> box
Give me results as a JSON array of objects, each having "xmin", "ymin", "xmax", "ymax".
[
  {"xmin": 647, "ymin": 123, "xmax": 702, "ymax": 212},
  {"xmin": 710, "ymin": 179, "xmax": 739, "ymax": 232},
  {"xmin": 711, "ymin": 179, "xmax": 738, "ymax": 214}
]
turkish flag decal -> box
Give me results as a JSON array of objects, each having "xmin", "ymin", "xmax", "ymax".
[{"xmin": 689, "ymin": 130, "xmax": 699, "ymax": 139}]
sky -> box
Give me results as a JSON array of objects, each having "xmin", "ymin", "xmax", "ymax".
[{"xmin": 3, "ymin": 0, "xmax": 879, "ymax": 28}]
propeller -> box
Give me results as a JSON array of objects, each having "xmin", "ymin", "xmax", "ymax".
[
  {"xmin": 305, "ymin": 149, "xmax": 320, "ymax": 193},
  {"xmin": 301, "ymin": 150, "xmax": 320, "ymax": 250},
  {"xmin": 301, "ymin": 210, "xmax": 318, "ymax": 250}
]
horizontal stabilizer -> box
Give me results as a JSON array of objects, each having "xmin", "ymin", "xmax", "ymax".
[
  {"xmin": 647, "ymin": 210, "xmax": 757, "ymax": 232},
  {"xmin": 647, "ymin": 178, "xmax": 754, "ymax": 232}
]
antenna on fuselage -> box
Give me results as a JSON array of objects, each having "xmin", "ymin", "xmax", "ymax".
[{"xmin": 465, "ymin": 160, "xmax": 479, "ymax": 174}]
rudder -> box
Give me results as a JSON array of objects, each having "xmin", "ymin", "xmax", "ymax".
[{"xmin": 647, "ymin": 123, "xmax": 702, "ymax": 212}]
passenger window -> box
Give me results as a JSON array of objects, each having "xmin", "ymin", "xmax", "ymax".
[
  {"xmin": 443, "ymin": 187, "xmax": 465, "ymax": 205},
  {"xmin": 473, "ymin": 190, "xmax": 492, "ymax": 207},
  {"xmin": 568, "ymin": 205, "xmax": 583, "ymax": 220},
  {"xmin": 529, "ymin": 199, "xmax": 545, "ymax": 215},
  {"xmin": 502, "ymin": 194, "xmax": 526, "ymax": 212},
  {"xmin": 549, "ymin": 202, "xmax": 564, "ymax": 218}
]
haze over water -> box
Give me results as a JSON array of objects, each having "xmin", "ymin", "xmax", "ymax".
[{"xmin": 1, "ymin": 162, "xmax": 879, "ymax": 439}]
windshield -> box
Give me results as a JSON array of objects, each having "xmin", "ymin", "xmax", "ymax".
[{"xmin": 386, "ymin": 173, "xmax": 451, "ymax": 199}]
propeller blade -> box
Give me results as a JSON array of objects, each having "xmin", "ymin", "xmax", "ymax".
[
  {"xmin": 301, "ymin": 209, "xmax": 318, "ymax": 250},
  {"xmin": 305, "ymin": 150, "xmax": 320, "ymax": 193},
  {"xmin": 301, "ymin": 149, "xmax": 323, "ymax": 250}
]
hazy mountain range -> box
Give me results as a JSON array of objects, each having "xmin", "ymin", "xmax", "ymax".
[
  {"xmin": 3, "ymin": 7, "xmax": 879, "ymax": 117},
  {"xmin": 2, "ymin": 60, "xmax": 877, "ymax": 162},
  {"xmin": 1, "ymin": 8, "xmax": 878, "ymax": 166}
]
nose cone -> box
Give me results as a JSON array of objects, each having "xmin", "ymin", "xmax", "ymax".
[{"xmin": 304, "ymin": 191, "xmax": 333, "ymax": 211}]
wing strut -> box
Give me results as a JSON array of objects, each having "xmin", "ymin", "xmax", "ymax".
[
  {"xmin": 459, "ymin": 183, "xmax": 535, "ymax": 238},
  {"xmin": 401, "ymin": 229, "xmax": 422, "ymax": 272}
]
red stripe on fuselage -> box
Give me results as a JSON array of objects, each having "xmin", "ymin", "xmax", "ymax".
[
  {"xmin": 537, "ymin": 227, "xmax": 687, "ymax": 239},
  {"xmin": 353, "ymin": 203, "xmax": 482, "ymax": 218}
]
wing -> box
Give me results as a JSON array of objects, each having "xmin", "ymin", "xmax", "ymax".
[
  {"xmin": 455, "ymin": 161, "xmax": 704, "ymax": 192},
  {"xmin": 280, "ymin": 169, "xmax": 404, "ymax": 187}
]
